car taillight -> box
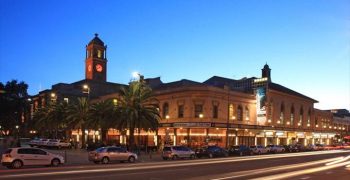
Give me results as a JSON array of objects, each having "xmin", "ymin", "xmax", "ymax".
[{"xmin": 5, "ymin": 154, "xmax": 11, "ymax": 158}]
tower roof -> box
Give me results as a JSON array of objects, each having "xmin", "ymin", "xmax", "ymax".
[
  {"xmin": 88, "ymin": 33, "xmax": 104, "ymax": 46},
  {"xmin": 263, "ymin": 63, "xmax": 270, "ymax": 69}
]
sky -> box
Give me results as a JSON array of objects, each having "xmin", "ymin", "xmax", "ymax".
[{"xmin": 0, "ymin": 0, "xmax": 349, "ymax": 110}]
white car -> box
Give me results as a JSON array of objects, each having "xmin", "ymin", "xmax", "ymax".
[
  {"xmin": 266, "ymin": 145, "xmax": 285, "ymax": 153},
  {"xmin": 250, "ymin": 145, "xmax": 269, "ymax": 154},
  {"xmin": 1, "ymin": 147, "xmax": 65, "ymax": 169},
  {"xmin": 37, "ymin": 139, "xmax": 50, "ymax": 147},
  {"xmin": 28, "ymin": 138, "xmax": 42, "ymax": 147},
  {"xmin": 46, "ymin": 139, "xmax": 71, "ymax": 149}
]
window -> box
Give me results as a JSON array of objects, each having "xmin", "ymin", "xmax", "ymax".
[
  {"xmin": 299, "ymin": 107, "xmax": 304, "ymax": 127},
  {"xmin": 97, "ymin": 50, "xmax": 102, "ymax": 58},
  {"xmin": 162, "ymin": 103, "xmax": 169, "ymax": 119},
  {"xmin": 178, "ymin": 105, "xmax": 184, "ymax": 118},
  {"xmin": 64, "ymin": 98, "xmax": 69, "ymax": 103},
  {"xmin": 245, "ymin": 106, "xmax": 250, "ymax": 121},
  {"xmin": 237, "ymin": 106, "xmax": 243, "ymax": 121},
  {"xmin": 290, "ymin": 106, "xmax": 295, "ymax": 125},
  {"xmin": 280, "ymin": 103, "xmax": 284, "ymax": 124},
  {"xmin": 194, "ymin": 104, "xmax": 203, "ymax": 118},
  {"xmin": 307, "ymin": 109, "xmax": 311, "ymax": 126},
  {"xmin": 268, "ymin": 101, "xmax": 273, "ymax": 122},
  {"xmin": 213, "ymin": 105, "xmax": 218, "ymax": 119},
  {"xmin": 229, "ymin": 104, "xmax": 234, "ymax": 120}
]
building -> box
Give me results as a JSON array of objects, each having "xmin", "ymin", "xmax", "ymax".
[{"xmin": 30, "ymin": 35, "xmax": 349, "ymax": 148}]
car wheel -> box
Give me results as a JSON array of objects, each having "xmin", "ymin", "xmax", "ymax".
[
  {"xmin": 172, "ymin": 155, "xmax": 178, "ymax": 160},
  {"xmin": 6, "ymin": 166, "xmax": 13, "ymax": 169},
  {"xmin": 101, "ymin": 157, "xmax": 109, "ymax": 164},
  {"xmin": 51, "ymin": 158, "xmax": 60, "ymax": 167},
  {"xmin": 209, "ymin": 153, "xmax": 213, "ymax": 158},
  {"xmin": 93, "ymin": 161, "xmax": 100, "ymax": 164},
  {"xmin": 162, "ymin": 157, "xmax": 168, "ymax": 160},
  {"xmin": 190, "ymin": 154, "xmax": 195, "ymax": 159},
  {"xmin": 128, "ymin": 156, "xmax": 136, "ymax": 163},
  {"xmin": 12, "ymin": 160, "xmax": 23, "ymax": 169}
]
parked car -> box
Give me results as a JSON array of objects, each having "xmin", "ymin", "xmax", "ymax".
[
  {"xmin": 1, "ymin": 147, "xmax": 64, "ymax": 169},
  {"xmin": 266, "ymin": 145, "xmax": 285, "ymax": 153},
  {"xmin": 249, "ymin": 145, "xmax": 269, "ymax": 155},
  {"xmin": 306, "ymin": 144, "xmax": 318, "ymax": 151},
  {"xmin": 37, "ymin": 139, "xmax": 51, "ymax": 148},
  {"xmin": 284, "ymin": 145, "xmax": 299, "ymax": 152},
  {"xmin": 46, "ymin": 139, "xmax": 71, "ymax": 149},
  {"xmin": 28, "ymin": 138, "xmax": 42, "ymax": 147},
  {"xmin": 228, "ymin": 145, "xmax": 253, "ymax": 156},
  {"xmin": 195, "ymin": 145, "xmax": 228, "ymax": 158},
  {"xmin": 88, "ymin": 146, "xmax": 137, "ymax": 164},
  {"xmin": 315, "ymin": 144, "xmax": 325, "ymax": 150},
  {"xmin": 162, "ymin": 146, "xmax": 196, "ymax": 160}
]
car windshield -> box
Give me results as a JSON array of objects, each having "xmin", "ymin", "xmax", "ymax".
[{"xmin": 95, "ymin": 147, "xmax": 106, "ymax": 153}]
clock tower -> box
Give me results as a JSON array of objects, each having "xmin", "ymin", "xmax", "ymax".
[{"xmin": 85, "ymin": 33, "xmax": 107, "ymax": 82}]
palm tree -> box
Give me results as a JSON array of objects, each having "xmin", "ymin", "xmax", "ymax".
[
  {"xmin": 117, "ymin": 79, "xmax": 160, "ymax": 151},
  {"xmin": 32, "ymin": 106, "xmax": 51, "ymax": 137},
  {"xmin": 88, "ymin": 99, "xmax": 118, "ymax": 143},
  {"xmin": 66, "ymin": 97, "xmax": 90, "ymax": 149}
]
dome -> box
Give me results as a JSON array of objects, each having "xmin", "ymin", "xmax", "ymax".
[
  {"xmin": 263, "ymin": 63, "xmax": 270, "ymax": 69},
  {"xmin": 88, "ymin": 33, "xmax": 104, "ymax": 46}
]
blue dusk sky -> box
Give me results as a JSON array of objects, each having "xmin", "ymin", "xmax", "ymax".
[{"xmin": 0, "ymin": 0, "xmax": 349, "ymax": 110}]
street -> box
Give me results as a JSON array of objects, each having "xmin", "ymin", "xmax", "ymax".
[{"xmin": 0, "ymin": 150, "xmax": 349, "ymax": 180}]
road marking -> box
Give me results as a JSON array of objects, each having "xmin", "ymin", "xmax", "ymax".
[{"xmin": 0, "ymin": 150, "xmax": 348, "ymax": 178}]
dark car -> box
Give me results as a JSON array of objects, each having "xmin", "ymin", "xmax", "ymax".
[
  {"xmin": 283, "ymin": 145, "xmax": 299, "ymax": 152},
  {"xmin": 228, "ymin": 145, "xmax": 253, "ymax": 156},
  {"xmin": 195, "ymin": 146, "xmax": 228, "ymax": 158}
]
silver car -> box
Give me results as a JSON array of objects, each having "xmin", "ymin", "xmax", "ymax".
[
  {"xmin": 162, "ymin": 146, "xmax": 196, "ymax": 160},
  {"xmin": 1, "ymin": 147, "xmax": 64, "ymax": 169},
  {"xmin": 88, "ymin": 146, "xmax": 138, "ymax": 164}
]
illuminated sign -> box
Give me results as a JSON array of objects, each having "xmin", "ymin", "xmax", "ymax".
[
  {"xmin": 254, "ymin": 77, "xmax": 268, "ymax": 83},
  {"xmin": 256, "ymin": 87, "xmax": 267, "ymax": 124}
]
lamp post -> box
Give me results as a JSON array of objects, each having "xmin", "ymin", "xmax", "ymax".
[{"xmin": 225, "ymin": 85, "xmax": 230, "ymax": 148}]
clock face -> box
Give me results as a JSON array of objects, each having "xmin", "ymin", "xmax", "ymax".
[
  {"xmin": 95, "ymin": 64, "xmax": 103, "ymax": 72},
  {"xmin": 87, "ymin": 65, "xmax": 92, "ymax": 72}
]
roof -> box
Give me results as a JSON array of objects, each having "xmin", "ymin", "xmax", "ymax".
[
  {"xmin": 268, "ymin": 82, "xmax": 318, "ymax": 102},
  {"xmin": 153, "ymin": 79, "xmax": 205, "ymax": 90},
  {"xmin": 88, "ymin": 33, "xmax": 104, "ymax": 46}
]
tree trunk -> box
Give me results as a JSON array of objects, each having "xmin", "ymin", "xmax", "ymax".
[
  {"xmin": 129, "ymin": 127, "xmax": 135, "ymax": 152},
  {"xmin": 101, "ymin": 128, "xmax": 107, "ymax": 144},
  {"xmin": 81, "ymin": 124, "xmax": 86, "ymax": 149}
]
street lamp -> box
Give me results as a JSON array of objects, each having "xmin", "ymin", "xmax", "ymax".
[{"xmin": 83, "ymin": 84, "xmax": 90, "ymax": 99}]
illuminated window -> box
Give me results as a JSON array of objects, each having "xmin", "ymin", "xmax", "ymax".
[
  {"xmin": 229, "ymin": 104, "xmax": 234, "ymax": 120},
  {"xmin": 162, "ymin": 103, "xmax": 169, "ymax": 119},
  {"xmin": 64, "ymin": 98, "xmax": 69, "ymax": 103},
  {"xmin": 97, "ymin": 50, "xmax": 102, "ymax": 58},
  {"xmin": 307, "ymin": 109, "xmax": 311, "ymax": 126},
  {"xmin": 245, "ymin": 106, "xmax": 250, "ymax": 121},
  {"xmin": 299, "ymin": 107, "xmax": 304, "ymax": 127},
  {"xmin": 280, "ymin": 103, "xmax": 284, "ymax": 124},
  {"xmin": 194, "ymin": 104, "xmax": 203, "ymax": 118},
  {"xmin": 237, "ymin": 105, "xmax": 243, "ymax": 121},
  {"xmin": 290, "ymin": 106, "xmax": 294, "ymax": 125}
]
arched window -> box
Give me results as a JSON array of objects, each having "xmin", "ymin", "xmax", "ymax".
[
  {"xmin": 268, "ymin": 100, "xmax": 273, "ymax": 123},
  {"xmin": 307, "ymin": 109, "xmax": 311, "ymax": 127},
  {"xmin": 229, "ymin": 104, "xmax": 234, "ymax": 120},
  {"xmin": 280, "ymin": 103, "xmax": 284, "ymax": 124},
  {"xmin": 299, "ymin": 107, "xmax": 304, "ymax": 127},
  {"xmin": 237, "ymin": 105, "xmax": 243, "ymax": 121},
  {"xmin": 245, "ymin": 106, "xmax": 250, "ymax": 121},
  {"xmin": 290, "ymin": 105, "xmax": 295, "ymax": 126},
  {"xmin": 162, "ymin": 103, "xmax": 169, "ymax": 119}
]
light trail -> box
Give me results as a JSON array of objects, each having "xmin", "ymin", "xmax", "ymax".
[
  {"xmin": 209, "ymin": 157, "xmax": 343, "ymax": 180},
  {"xmin": 0, "ymin": 150, "xmax": 349, "ymax": 179}
]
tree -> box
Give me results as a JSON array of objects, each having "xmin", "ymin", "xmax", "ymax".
[
  {"xmin": 0, "ymin": 80, "xmax": 30, "ymax": 136},
  {"xmin": 66, "ymin": 97, "xmax": 90, "ymax": 149},
  {"xmin": 88, "ymin": 99, "xmax": 118, "ymax": 143},
  {"xmin": 117, "ymin": 79, "xmax": 160, "ymax": 151}
]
